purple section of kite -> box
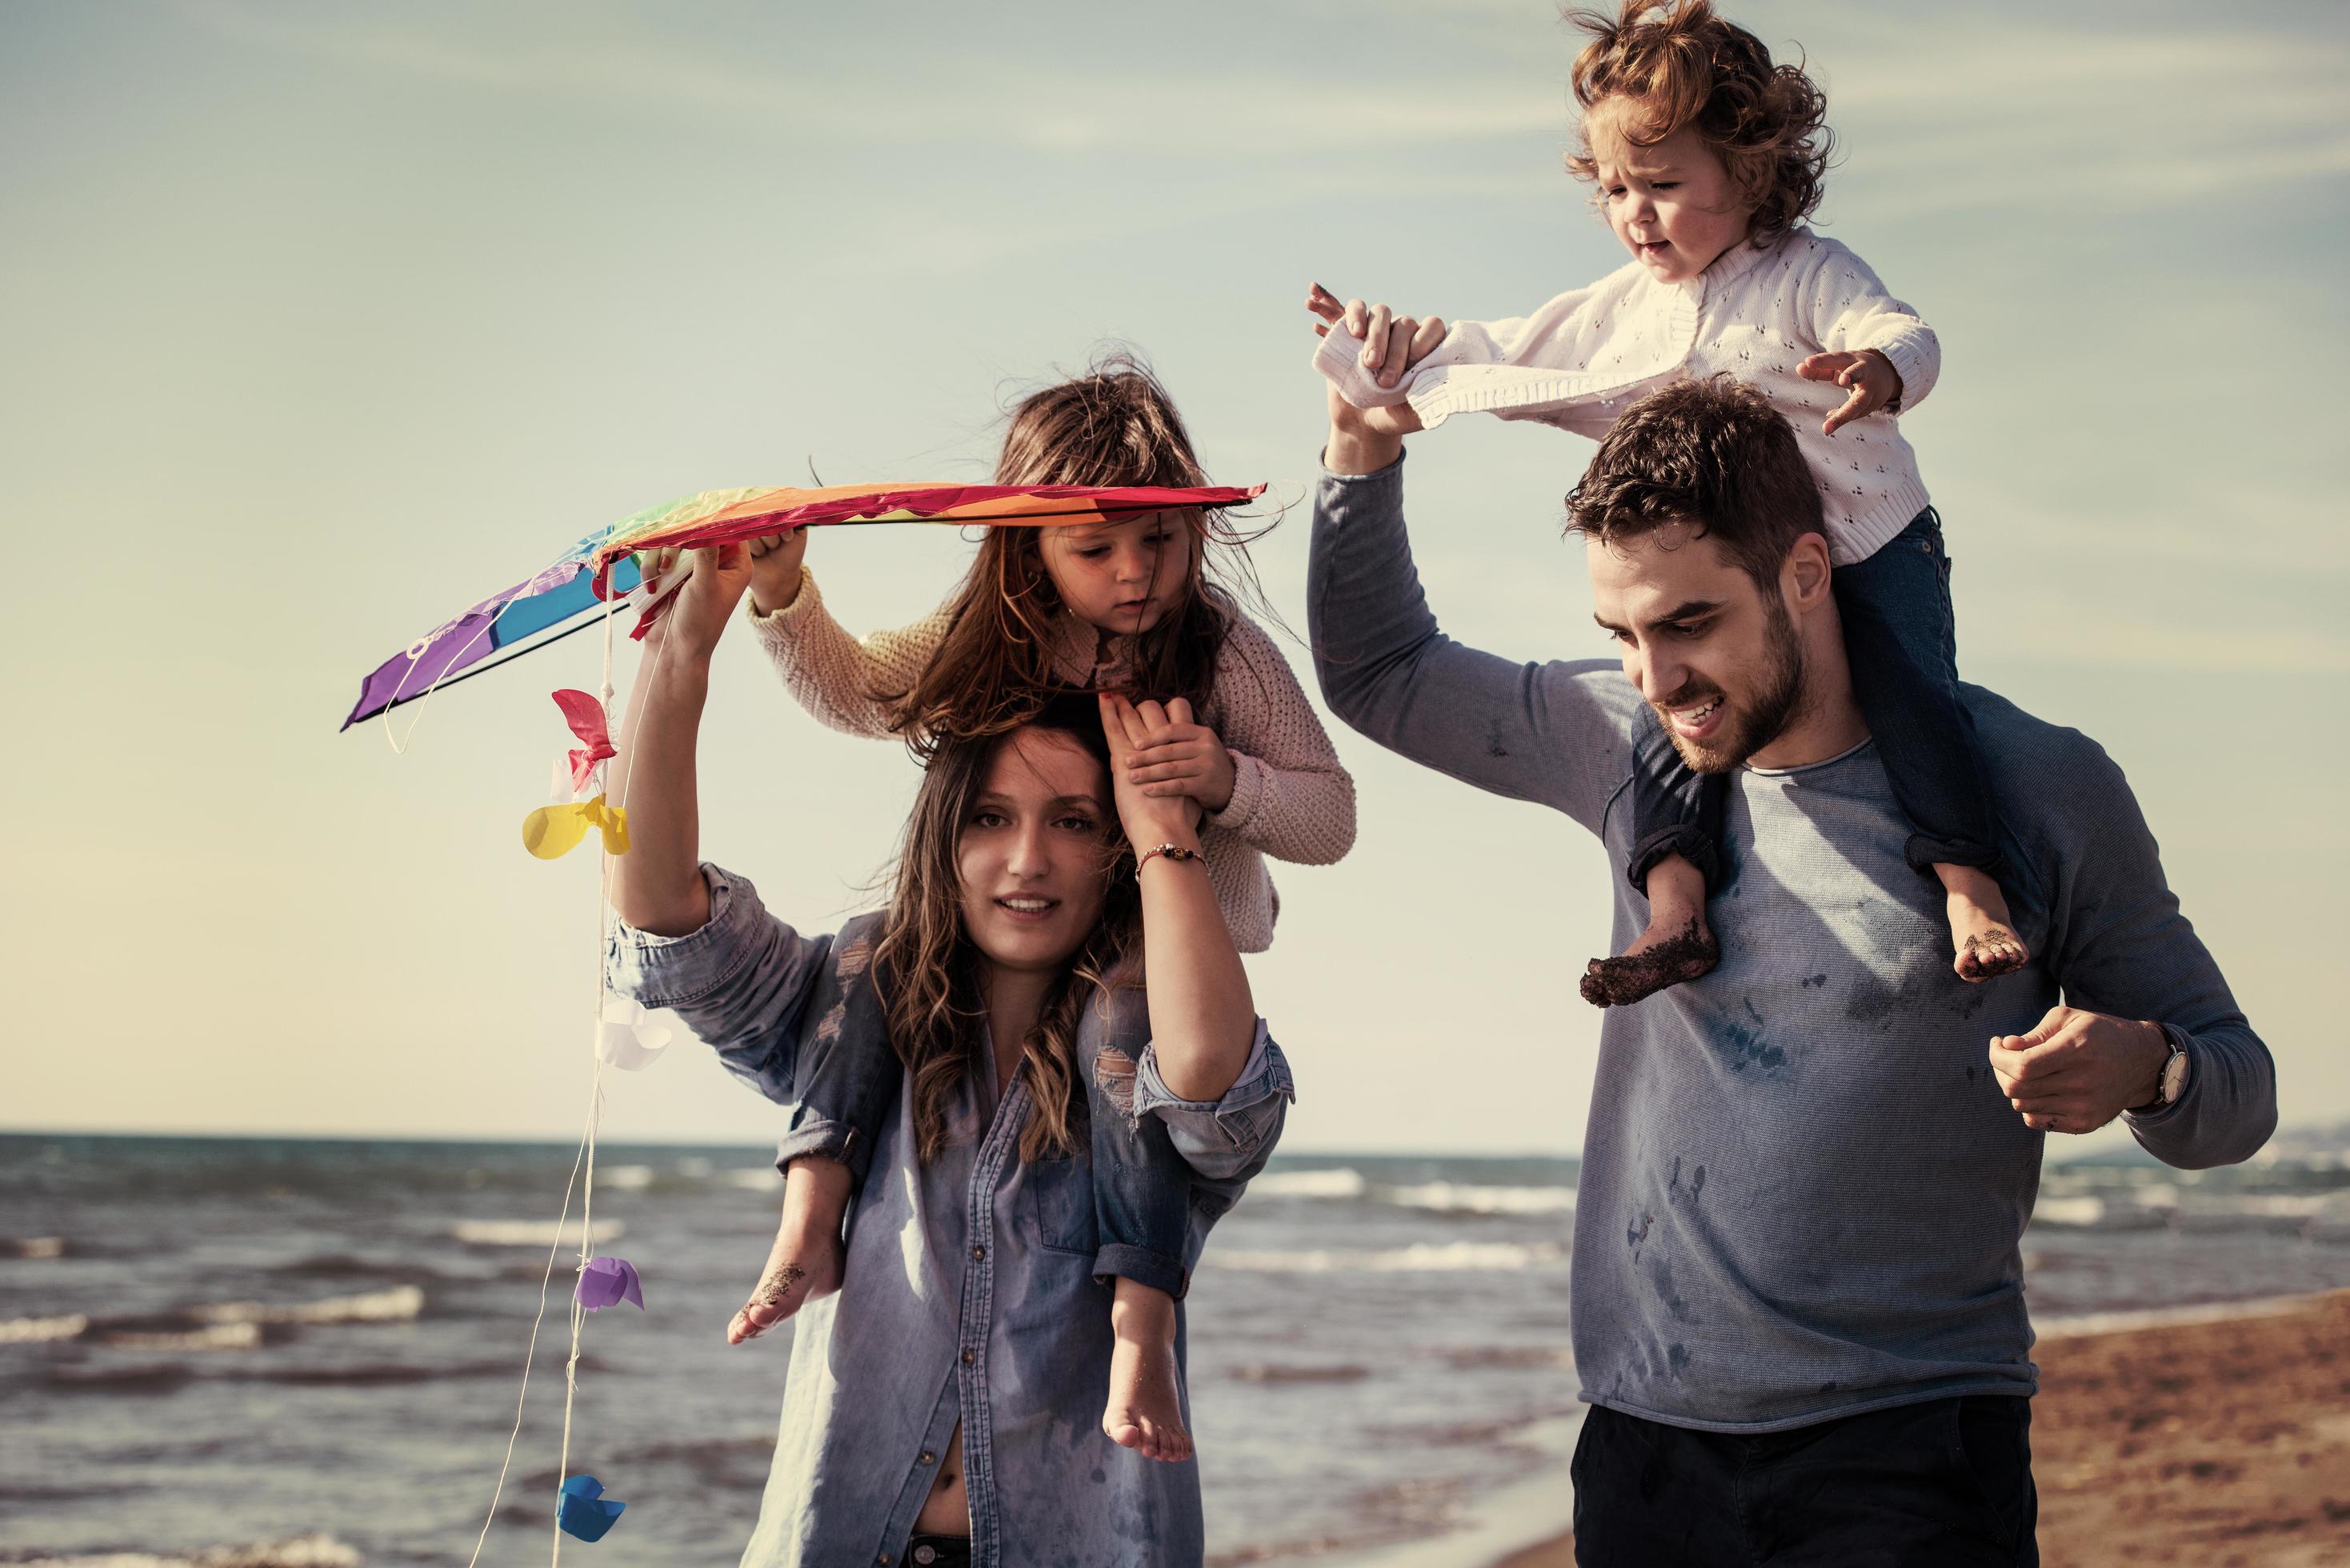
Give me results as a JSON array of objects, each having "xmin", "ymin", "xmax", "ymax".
[{"xmin": 576, "ymin": 1255, "xmax": 644, "ymax": 1310}]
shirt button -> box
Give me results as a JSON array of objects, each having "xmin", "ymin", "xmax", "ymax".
[
  {"xmin": 919, "ymin": 1450, "xmax": 936, "ymax": 1465},
  {"xmin": 961, "ymin": 1349, "xmax": 975, "ymax": 1365},
  {"xmin": 876, "ymin": 1557, "xmax": 891, "ymax": 1566},
  {"xmin": 971, "ymin": 1244, "xmax": 986, "ymax": 1260}
]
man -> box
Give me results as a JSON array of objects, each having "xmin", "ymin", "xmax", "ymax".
[{"xmin": 1309, "ymin": 374, "xmax": 2275, "ymax": 1565}]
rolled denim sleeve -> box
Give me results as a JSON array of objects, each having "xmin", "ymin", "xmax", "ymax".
[
  {"xmin": 606, "ymin": 862, "xmax": 833, "ymax": 1106},
  {"xmin": 1132, "ymin": 1020, "xmax": 1294, "ymax": 1183}
]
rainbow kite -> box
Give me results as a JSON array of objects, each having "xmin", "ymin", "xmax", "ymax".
[{"xmin": 342, "ymin": 480, "xmax": 1263, "ymax": 730}]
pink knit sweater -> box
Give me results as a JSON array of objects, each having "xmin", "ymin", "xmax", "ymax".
[{"xmin": 747, "ymin": 567, "xmax": 1355, "ymax": 953}]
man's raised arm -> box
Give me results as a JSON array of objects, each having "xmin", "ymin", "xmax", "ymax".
[{"xmin": 1308, "ymin": 391, "xmax": 1629, "ymax": 838}]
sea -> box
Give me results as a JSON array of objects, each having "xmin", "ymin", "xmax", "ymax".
[{"xmin": 8, "ymin": 1128, "xmax": 2350, "ymax": 1568}]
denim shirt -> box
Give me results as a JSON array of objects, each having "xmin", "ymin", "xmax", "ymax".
[{"xmin": 607, "ymin": 865, "xmax": 1294, "ymax": 1567}]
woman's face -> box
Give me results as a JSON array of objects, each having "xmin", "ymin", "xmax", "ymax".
[
  {"xmin": 955, "ymin": 727, "xmax": 1115, "ymax": 976},
  {"xmin": 1035, "ymin": 509, "xmax": 1197, "ymax": 638}
]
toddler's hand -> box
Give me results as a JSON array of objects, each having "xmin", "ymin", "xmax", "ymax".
[
  {"xmin": 1796, "ymin": 349, "xmax": 1904, "ymax": 435},
  {"xmin": 747, "ymin": 527, "xmax": 809, "ymax": 617},
  {"xmin": 1307, "ymin": 282, "xmax": 1448, "ymax": 391},
  {"xmin": 1102, "ymin": 694, "xmax": 1208, "ymax": 849},
  {"xmin": 1121, "ymin": 697, "xmax": 1238, "ymax": 814}
]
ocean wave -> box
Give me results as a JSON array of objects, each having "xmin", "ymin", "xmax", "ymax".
[
  {"xmin": 726, "ymin": 1166, "xmax": 784, "ymax": 1192},
  {"xmin": 194, "ymin": 1286, "xmax": 424, "ymax": 1326},
  {"xmin": 452, "ymin": 1218, "xmax": 625, "ymax": 1247},
  {"xmin": 37, "ymin": 1364, "xmax": 198, "ymax": 1395},
  {"xmin": 98, "ymin": 1322, "xmax": 264, "ymax": 1352},
  {"xmin": 270, "ymin": 1253, "xmax": 441, "ymax": 1281},
  {"xmin": 6, "ymin": 1234, "xmax": 66, "ymax": 1258},
  {"xmin": 1250, "ymin": 1168, "xmax": 1369, "ymax": 1199},
  {"xmin": 1210, "ymin": 1241, "xmax": 1565, "ymax": 1274},
  {"xmin": 595, "ymin": 1163, "xmax": 655, "ymax": 1190},
  {"xmin": 1226, "ymin": 1362, "xmax": 1372, "ymax": 1383},
  {"xmin": 1384, "ymin": 1181, "xmax": 1575, "ymax": 1217},
  {"xmin": 8, "ymin": 1533, "xmax": 362, "ymax": 1567},
  {"xmin": 0, "ymin": 1312, "xmax": 90, "ymax": 1344}
]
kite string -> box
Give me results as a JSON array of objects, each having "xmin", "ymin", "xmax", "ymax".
[
  {"xmin": 462, "ymin": 1112, "xmax": 591, "ymax": 1568},
  {"xmin": 550, "ymin": 588, "xmax": 623, "ymax": 1565}
]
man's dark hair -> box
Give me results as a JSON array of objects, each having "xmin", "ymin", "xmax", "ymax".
[{"xmin": 1564, "ymin": 375, "xmax": 1824, "ymax": 589}]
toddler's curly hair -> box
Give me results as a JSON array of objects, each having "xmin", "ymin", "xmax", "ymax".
[{"xmin": 1562, "ymin": 1, "xmax": 1832, "ymax": 251}]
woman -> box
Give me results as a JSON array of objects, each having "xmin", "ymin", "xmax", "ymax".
[{"xmin": 608, "ymin": 541, "xmax": 1293, "ymax": 1567}]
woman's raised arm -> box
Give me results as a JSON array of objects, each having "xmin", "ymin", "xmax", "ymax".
[
  {"xmin": 610, "ymin": 543, "xmax": 758, "ymax": 937},
  {"xmin": 1102, "ymin": 692, "xmax": 1258, "ymax": 1102}
]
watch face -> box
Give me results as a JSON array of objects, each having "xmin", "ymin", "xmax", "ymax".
[{"xmin": 2161, "ymin": 1047, "xmax": 2190, "ymax": 1103}]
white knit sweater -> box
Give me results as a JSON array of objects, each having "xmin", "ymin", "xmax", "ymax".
[
  {"xmin": 1315, "ymin": 228, "xmax": 1940, "ymax": 564},
  {"xmin": 747, "ymin": 568, "xmax": 1356, "ymax": 954}
]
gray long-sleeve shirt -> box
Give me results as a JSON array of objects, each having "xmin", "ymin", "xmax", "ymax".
[{"xmin": 1308, "ymin": 456, "xmax": 2276, "ymax": 1432}]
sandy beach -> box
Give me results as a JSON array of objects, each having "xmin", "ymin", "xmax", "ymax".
[{"xmin": 1495, "ymin": 1290, "xmax": 2350, "ymax": 1567}]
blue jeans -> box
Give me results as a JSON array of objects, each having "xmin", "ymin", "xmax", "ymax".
[
  {"xmin": 788, "ymin": 960, "xmax": 1199, "ymax": 1300},
  {"xmin": 1628, "ymin": 508, "xmax": 2002, "ymax": 890}
]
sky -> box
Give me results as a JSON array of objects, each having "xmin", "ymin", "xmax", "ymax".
[{"xmin": 4, "ymin": 0, "xmax": 2345, "ymax": 1155}]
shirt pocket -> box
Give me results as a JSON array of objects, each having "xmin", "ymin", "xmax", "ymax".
[{"xmin": 1026, "ymin": 1156, "xmax": 1098, "ymax": 1257}]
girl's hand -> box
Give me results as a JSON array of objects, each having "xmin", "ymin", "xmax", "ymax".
[
  {"xmin": 1121, "ymin": 698, "xmax": 1239, "ymax": 813},
  {"xmin": 1796, "ymin": 349, "xmax": 1904, "ymax": 435},
  {"xmin": 1307, "ymin": 282, "xmax": 1448, "ymax": 391},
  {"xmin": 747, "ymin": 528, "xmax": 808, "ymax": 618},
  {"xmin": 664, "ymin": 542, "xmax": 755, "ymax": 659},
  {"xmin": 1101, "ymin": 693, "xmax": 1207, "ymax": 851}
]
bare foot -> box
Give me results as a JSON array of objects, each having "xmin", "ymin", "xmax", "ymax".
[
  {"xmin": 1103, "ymin": 1279, "xmax": 1193, "ymax": 1463},
  {"xmin": 1937, "ymin": 863, "xmax": 2030, "ymax": 982},
  {"xmin": 727, "ymin": 1158, "xmax": 849, "ymax": 1345},
  {"xmin": 1582, "ymin": 854, "xmax": 1719, "ymax": 1008}
]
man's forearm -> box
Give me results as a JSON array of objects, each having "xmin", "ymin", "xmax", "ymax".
[
  {"xmin": 610, "ymin": 642, "xmax": 714, "ymax": 936},
  {"xmin": 1323, "ymin": 418, "xmax": 1404, "ymax": 477}
]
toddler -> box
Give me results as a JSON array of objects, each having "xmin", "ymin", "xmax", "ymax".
[
  {"xmin": 734, "ymin": 357, "xmax": 1353, "ymax": 1462},
  {"xmin": 1309, "ymin": 0, "xmax": 2026, "ymax": 1006}
]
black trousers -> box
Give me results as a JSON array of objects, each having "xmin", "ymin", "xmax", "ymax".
[{"xmin": 1572, "ymin": 1396, "xmax": 2038, "ymax": 1566}]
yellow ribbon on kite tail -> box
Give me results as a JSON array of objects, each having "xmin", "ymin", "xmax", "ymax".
[{"xmin": 522, "ymin": 794, "xmax": 631, "ymax": 859}]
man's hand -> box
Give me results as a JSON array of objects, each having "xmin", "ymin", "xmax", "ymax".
[
  {"xmin": 1307, "ymin": 282, "xmax": 1448, "ymax": 391},
  {"xmin": 1988, "ymin": 1006, "xmax": 2172, "ymax": 1135},
  {"xmin": 747, "ymin": 528, "xmax": 808, "ymax": 618},
  {"xmin": 1102, "ymin": 693, "xmax": 1207, "ymax": 851},
  {"xmin": 1796, "ymin": 349, "xmax": 1903, "ymax": 435},
  {"xmin": 1120, "ymin": 698, "xmax": 1239, "ymax": 813}
]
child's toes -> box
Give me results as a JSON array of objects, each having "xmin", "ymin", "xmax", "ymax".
[
  {"xmin": 1104, "ymin": 1411, "xmax": 1145, "ymax": 1453},
  {"xmin": 1956, "ymin": 929, "xmax": 2031, "ymax": 983}
]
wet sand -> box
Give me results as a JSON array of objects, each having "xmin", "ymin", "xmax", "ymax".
[{"xmin": 1492, "ymin": 1290, "xmax": 2350, "ymax": 1567}]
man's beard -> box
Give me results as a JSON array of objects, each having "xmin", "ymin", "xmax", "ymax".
[{"xmin": 1655, "ymin": 598, "xmax": 1808, "ymax": 774}]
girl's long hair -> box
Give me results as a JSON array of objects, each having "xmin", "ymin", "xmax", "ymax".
[
  {"xmin": 871, "ymin": 694, "xmax": 1142, "ymax": 1165},
  {"xmin": 883, "ymin": 352, "xmax": 1246, "ymax": 751}
]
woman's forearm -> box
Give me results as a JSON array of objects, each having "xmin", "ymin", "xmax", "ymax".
[
  {"xmin": 609, "ymin": 638, "xmax": 715, "ymax": 936},
  {"xmin": 1138, "ymin": 844, "xmax": 1257, "ymax": 1102}
]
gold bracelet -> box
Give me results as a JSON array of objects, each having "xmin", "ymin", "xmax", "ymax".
[{"xmin": 1136, "ymin": 842, "xmax": 1203, "ymax": 874}]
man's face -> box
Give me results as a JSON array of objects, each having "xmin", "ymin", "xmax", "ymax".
[{"xmin": 1588, "ymin": 524, "xmax": 1805, "ymax": 774}]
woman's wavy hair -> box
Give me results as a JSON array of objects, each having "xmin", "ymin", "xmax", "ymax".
[
  {"xmin": 1561, "ymin": 1, "xmax": 1833, "ymax": 251},
  {"xmin": 883, "ymin": 352, "xmax": 1253, "ymax": 751},
  {"xmin": 871, "ymin": 693, "xmax": 1141, "ymax": 1166}
]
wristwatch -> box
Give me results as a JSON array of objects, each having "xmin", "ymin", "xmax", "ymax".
[{"xmin": 2134, "ymin": 1027, "xmax": 2192, "ymax": 1112}]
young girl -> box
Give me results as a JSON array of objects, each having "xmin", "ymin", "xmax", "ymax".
[
  {"xmin": 609, "ymin": 527, "xmax": 1291, "ymax": 1562},
  {"xmin": 1306, "ymin": 0, "xmax": 2026, "ymax": 1006},
  {"xmin": 732, "ymin": 358, "xmax": 1352, "ymax": 1464}
]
